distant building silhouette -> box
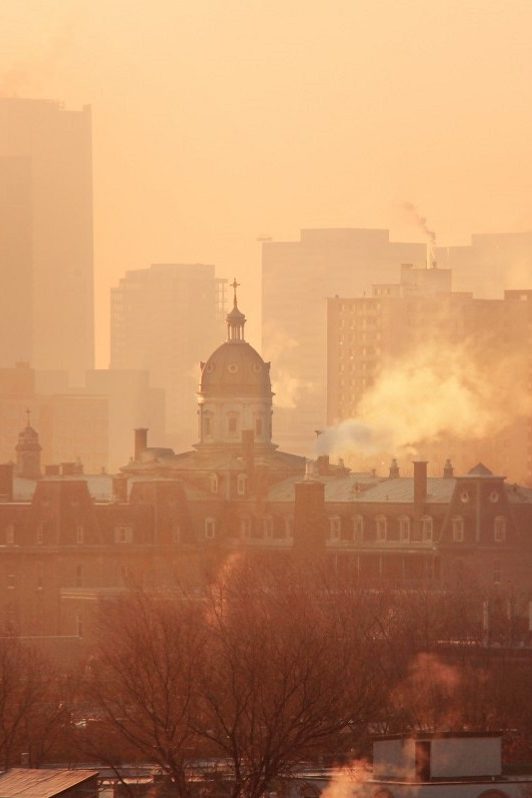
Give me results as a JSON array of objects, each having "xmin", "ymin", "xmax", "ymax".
[
  {"xmin": 110, "ymin": 263, "xmax": 226, "ymax": 450},
  {"xmin": 262, "ymin": 227, "xmax": 532, "ymax": 455},
  {"xmin": 0, "ymin": 98, "xmax": 94, "ymax": 381}
]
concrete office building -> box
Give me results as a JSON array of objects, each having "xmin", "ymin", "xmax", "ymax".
[
  {"xmin": 0, "ymin": 98, "xmax": 94, "ymax": 380},
  {"xmin": 262, "ymin": 228, "xmax": 532, "ymax": 456},
  {"xmin": 110, "ymin": 263, "xmax": 226, "ymax": 450}
]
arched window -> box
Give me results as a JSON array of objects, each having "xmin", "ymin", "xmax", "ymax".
[
  {"xmin": 421, "ymin": 515, "xmax": 433, "ymax": 542},
  {"xmin": 209, "ymin": 473, "xmax": 219, "ymax": 494},
  {"xmin": 399, "ymin": 516, "xmax": 410, "ymax": 542},
  {"xmin": 205, "ymin": 517, "xmax": 216, "ymax": 539},
  {"xmin": 353, "ymin": 515, "xmax": 364, "ymax": 543},
  {"xmin": 452, "ymin": 516, "xmax": 464, "ymax": 542},
  {"xmin": 329, "ymin": 516, "xmax": 341, "ymax": 541},
  {"xmin": 376, "ymin": 515, "xmax": 387, "ymax": 542},
  {"xmin": 494, "ymin": 516, "xmax": 506, "ymax": 542},
  {"xmin": 237, "ymin": 473, "xmax": 247, "ymax": 496}
]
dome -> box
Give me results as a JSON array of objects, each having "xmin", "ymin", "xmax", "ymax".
[{"xmin": 199, "ymin": 341, "xmax": 272, "ymax": 398}]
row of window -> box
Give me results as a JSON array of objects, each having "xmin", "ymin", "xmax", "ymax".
[
  {"xmin": 209, "ymin": 473, "xmax": 247, "ymax": 495},
  {"xmin": 203, "ymin": 415, "xmax": 266, "ymax": 439},
  {"xmin": 327, "ymin": 515, "xmax": 508, "ymax": 543}
]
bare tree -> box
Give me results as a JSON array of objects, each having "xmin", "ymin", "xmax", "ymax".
[{"xmin": 82, "ymin": 591, "xmax": 206, "ymax": 797}]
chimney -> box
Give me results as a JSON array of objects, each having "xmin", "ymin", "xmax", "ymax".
[
  {"xmin": 0, "ymin": 464, "xmax": 14, "ymax": 502},
  {"xmin": 443, "ymin": 458, "xmax": 454, "ymax": 478},
  {"xmin": 389, "ymin": 458, "xmax": 400, "ymax": 479},
  {"xmin": 241, "ymin": 429, "xmax": 255, "ymax": 478},
  {"xmin": 293, "ymin": 480, "xmax": 326, "ymax": 551},
  {"xmin": 134, "ymin": 428, "xmax": 148, "ymax": 461},
  {"xmin": 61, "ymin": 462, "xmax": 77, "ymax": 476},
  {"xmin": 316, "ymin": 455, "xmax": 330, "ymax": 475},
  {"xmin": 113, "ymin": 475, "xmax": 128, "ymax": 503},
  {"xmin": 413, "ymin": 461, "xmax": 428, "ymax": 509},
  {"xmin": 45, "ymin": 464, "xmax": 60, "ymax": 476}
]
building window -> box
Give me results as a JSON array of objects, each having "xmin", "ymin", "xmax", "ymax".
[
  {"xmin": 421, "ymin": 516, "xmax": 433, "ymax": 542},
  {"xmin": 5, "ymin": 525, "xmax": 14, "ymax": 546},
  {"xmin": 209, "ymin": 473, "xmax": 219, "ymax": 494},
  {"xmin": 263, "ymin": 517, "xmax": 273, "ymax": 538},
  {"xmin": 376, "ymin": 516, "xmax": 387, "ymax": 542},
  {"xmin": 203, "ymin": 415, "xmax": 212, "ymax": 437},
  {"xmin": 75, "ymin": 565, "xmax": 83, "ymax": 588},
  {"xmin": 237, "ymin": 473, "xmax": 247, "ymax": 496},
  {"xmin": 255, "ymin": 417, "xmax": 263, "ymax": 436},
  {"xmin": 240, "ymin": 518, "xmax": 251, "ymax": 539},
  {"xmin": 227, "ymin": 415, "xmax": 238, "ymax": 437},
  {"xmin": 493, "ymin": 560, "xmax": 502, "ymax": 584},
  {"xmin": 76, "ymin": 525, "xmax": 84, "ymax": 544},
  {"xmin": 205, "ymin": 517, "xmax": 216, "ymax": 539},
  {"xmin": 494, "ymin": 516, "xmax": 506, "ymax": 542},
  {"xmin": 452, "ymin": 516, "xmax": 464, "ymax": 542},
  {"xmin": 114, "ymin": 525, "xmax": 133, "ymax": 543},
  {"xmin": 36, "ymin": 524, "xmax": 44, "ymax": 545},
  {"xmin": 399, "ymin": 516, "xmax": 410, "ymax": 542},
  {"xmin": 7, "ymin": 574, "xmax": 15, "ymax": 590},
  {"xmin": 172, "ymin": 524, "xmax": 180, "ymax": 544},
  {"xmin": 284, "ymin": 517, "xmax": 293, "ymax": 538},
  {"xmin": 329, "ymin": 516, "xmax": 341, "ymax": 541},
  {"xmin": 353, "ymin": 515, "xmax": 364, "ymax": 543}
]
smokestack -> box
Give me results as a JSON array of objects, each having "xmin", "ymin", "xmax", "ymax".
[
  {"xmin": 389, "ymin": 458, "xmax": 399, "ymax": 479},
  {"xmin": 241, "ymin": 429, "xmax": 255, "ymax": 478},
  {"xmin": 293, "ymin": 480, "xmax": 326, "ymax": 551},
  {"xmin": 0, "ymin": 464, "xmax": 14, "ymax": 502},
  {"xmin": 443, "ymin": 458, "xmax": 454, "ymax": 479},
  {"xmin": 134, "ymin": 428, "xmax": 148, "ymax": 461},
  {"xmin": 413, "ymin": 461, "xmax": 428, "ymax": 508}
]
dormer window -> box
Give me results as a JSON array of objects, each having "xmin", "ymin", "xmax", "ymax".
[
  {"xmin": 421, "ymin": 516, "xmax": 433, "ymax": 542},
  {"xmin": 494, "ymin": 516, "xmax": 506, "ymax": 542},
  {"xmin": 399, "ymin": 516, "xmax": 410, "ymax": 542},
  {"xmin": 452, "ymin": 516, "xmax": 464, "ymax": 542},
  {"xmin": 376, "ymin": 516, "xmax": 387, "ymax": 542},
  {"xmin": 353, "ymin": 515, "xmax": 364, "ymax": 543},
  {"xmin": 329, "ymin": 516, "xmax": 341, "ymax": 541}
]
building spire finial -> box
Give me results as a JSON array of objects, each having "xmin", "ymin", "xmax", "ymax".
[{"xmin": 231, "ymin": 277, "xmax": 240, "ymax": 308}]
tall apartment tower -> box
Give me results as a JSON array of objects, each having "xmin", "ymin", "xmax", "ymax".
[
  {"xmin": 327, "ymin": 266, "xmax": 532, "ymax": 485},
  {"xmin": 110, "ymin": 264, "xmax": 226, "ymax": 449},
  {"xmin": 0, "ymin": 98, "xmax": 94, "ymax": 381},
  {"xmin": 261, "ymin": 229, "xmax": 426, "ymax": 454}
]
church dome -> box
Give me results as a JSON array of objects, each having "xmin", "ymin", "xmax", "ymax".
[
  {"xmin": 200, "ymin": 340, "xmax": 272, "ymax": 398},
  {"xmin": 199, "ymin": 278, "xmax": 272, "ymax": 398}
]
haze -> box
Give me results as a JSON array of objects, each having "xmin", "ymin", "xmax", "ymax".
[{"xmin": 2, "ymin": 0, "xmax": 532, "ymax": 363}]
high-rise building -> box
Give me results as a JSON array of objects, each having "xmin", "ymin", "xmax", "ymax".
[
  {"xmin": 262, "ymin": 229, "xmax": 426, "ymax": 454},
  {"xmin": 262, "ymin": 227, "xmax": 532, "ymax": 456},
  {"xmin": 110, "ymin": 264, "xmax": 226, "ymax": 449},
  {"xmin": 327, "ymin": 268, "xmax": 532, "ymax": 484},
  {"xmin": 0, "ymin": 98, "xmax": 94, "ymax": 380}
]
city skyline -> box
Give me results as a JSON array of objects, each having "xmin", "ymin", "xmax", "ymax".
[{"xmin": 2, "ymin": 1, "xmax": 532, "ymax": 364}]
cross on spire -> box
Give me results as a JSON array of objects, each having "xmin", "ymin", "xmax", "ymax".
[{"xmin": 231, "ymin": 277, "xmax": 240, "ymax": 307}]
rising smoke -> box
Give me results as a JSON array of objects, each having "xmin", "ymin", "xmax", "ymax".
[{"xmin": 317, "ymin": 340, "xmax": 530, "ymax": 460}]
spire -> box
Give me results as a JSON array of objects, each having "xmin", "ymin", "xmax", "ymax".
[{"xmin": 226, "ymin": 277, "xmax": 246, "ymax": 342}]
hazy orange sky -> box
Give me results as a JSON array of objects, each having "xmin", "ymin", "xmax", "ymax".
[{"xmin": 2, "ymin": 0, "xmax": 532, "ymax": 365}]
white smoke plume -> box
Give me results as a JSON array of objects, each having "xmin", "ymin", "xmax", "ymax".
[
  {"xmin": 262, "ymin": 321, "xmax": 317, "ymax": 409},
  {"xmin": 317, "ymin": 341, "xmax": 530, "ymax": 459}
]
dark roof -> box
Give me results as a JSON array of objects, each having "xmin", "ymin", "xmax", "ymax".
[
  {"xmin": 468, "ymin": 462, "xmax": 494, "ymax": 476},
  {"xmin": 0, "ymin": 768, "xmax": 99, "ymax": 798}
]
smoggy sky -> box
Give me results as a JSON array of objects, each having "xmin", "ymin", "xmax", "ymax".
[{"xmin": 2, "ymin": 0, "xmax": 532, "ymax": 365}]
